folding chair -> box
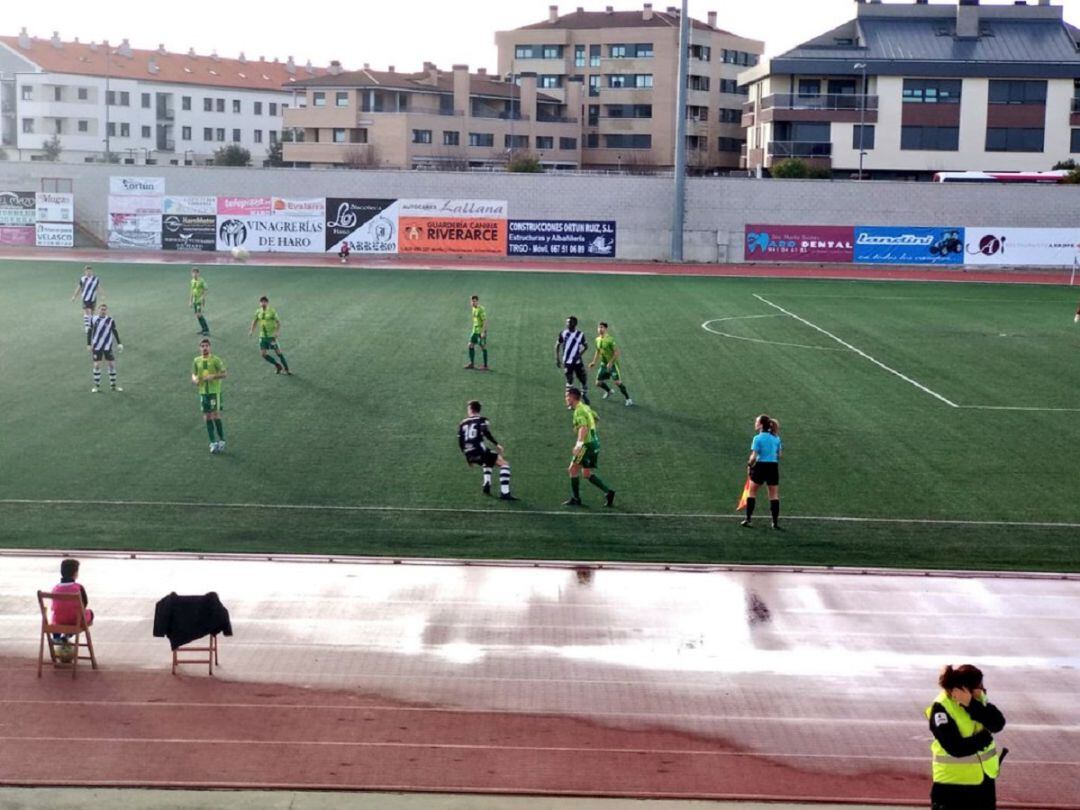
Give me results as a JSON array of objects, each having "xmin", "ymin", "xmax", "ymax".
[
  {"xmin": 172, "ymin": 633, "xmax": 220, "ymax": 676},
  {"xmin": 37, "ymin": 591, "xmax": 97, "ymax": 678}
]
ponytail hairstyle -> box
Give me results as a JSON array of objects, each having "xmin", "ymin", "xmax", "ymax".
[
  {"xmin": 756, "ymin": 414, "xmax": 778, "ymax": 435},
  {"xmin": 939, "ymin": 664, "xmax": 984, "ymax": 692}
]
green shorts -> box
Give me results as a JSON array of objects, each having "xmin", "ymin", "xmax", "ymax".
[
  {"xmin": 596, "ymin": 362, "xmax": 621, "ymax": 383},
  {"xmin": 200, "ymin": 393, "xmax": 222, "ymax": 413},
  {"xmin": 259, "ymin": 336, "xmax": 280, "ymax": 352},
  {"xmin": 573, "ymin": 442, "xmax": 600, "ymax": 470},
  {"xmin": 468, "ymin": 331, "xmax": 486, "ymax": 346},
  {"xmin": 192, "ymin": 301, "xmax": 204, "ymax": 314}
]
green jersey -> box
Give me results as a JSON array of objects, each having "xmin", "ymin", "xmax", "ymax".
[
  {"xmin": 193, "ymin": 354, "xmax": 226, "ymax": 395},
  {"xmin": 596, "ymin": 334, "xmax": 618, "ymax": 365},
  {"xmin": 471, "ymin": 305, "xmax": 486, "ymax": 332},
  {"xmin": 190, "ymin": 277, "xmax": 207, "ymax": 303},
  {"xmin": 572, "ymin": 402, "xmax": 599, "ymax": 446},
  {"xmin": 253, "ymin": 307, "xmax": 280, "ymax": 338}
]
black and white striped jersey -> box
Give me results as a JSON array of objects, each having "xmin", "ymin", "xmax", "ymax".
[
  {"xmin": 458, "ymin": 416, "xmax": 497, "ymax": 456},
  {"xmin": 78, "ymin": 274, "xmax": 100, "ymax": 304},
  {"xmin": 88, "ymin": 315, "xmax": 120, "ymax": 352},
  {"xmin": 557, "ymin": 329, "xmax": 588, "ymax": 366}
]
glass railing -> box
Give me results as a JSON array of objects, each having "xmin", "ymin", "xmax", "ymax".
[
  {"xmin": 763, "ymin": 94, "xmax": 878, "ymax": 111},
  {"xmin": 768, "ymin": 141, "xmax": 833, "ymax": 157}
]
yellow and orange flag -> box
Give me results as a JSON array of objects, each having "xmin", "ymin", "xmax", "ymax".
[{"xmin": 735, "ymin": 477, "xmax": 752, "ymax": 512}]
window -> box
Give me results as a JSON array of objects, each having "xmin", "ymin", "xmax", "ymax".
[
  {"xmin": 215, "ymin": 98, "xmax": 225, "ymax": 112},
  {"xmin": 335, "ymin": 91, "xmax": 349, "ymax": 108},
  {"xmin": 443, "ymin": 130, "xmax": 460, "ymax": 146},
  {"xmin": 986, "ymin": 127, "xmax": 1044, "ymax": 152},
  {"xmin": 231, "ymin": 99, "xmax": 240, "ymax": 113},
  {"xmin": 988, "ymin": 80, "xmax": 1047, "ymax": 105},
  {"xmin": 269, "ymin": 102, "xmax": 278, "ymax": 116},
  {"xmin": 182, "ymin": 126, "xmax": 192, "ymax": 140},
  {"xmin": 608, "ymin": 74, "xmax": 652, "ymax": 89},
  {"xmin": 141, "ymin": 125, "xmax": 152, "ymax": 138},
  {"xmin": 590, "ymin": 45, "xmax": 601, "ymax": 67},
  {"xmin": 575, "ymin": 45, "xmax": 586, "ymax": 68},
  {"xmin": 106, "ymin": 90, "xmax": 116, "ymax": 105},
  {"xmin": 610, "ymin": 44, "xmax": 628, "ymax": 59},
  {"xmin": 1072, "ymin": 129, "xmax": 1080, "ymax": 153},
  {"xmin": 687, "ymin": 75, "xmax": 710, "ymax": 92},
  {"xmin": 797, "ymin": 79, "xmax": 821, "ymax": 97},
  {"xmin": 254, "ymin": 129, "xmax": 263, "ymax": 143},
  {"xmin": 269, "ymin": 130, "xmax": 278, "ymax": 143},
  {"xmin": 902, "ymin": 79, "xmax": 962, "ymax": 104},
  {"xmin": 216, "ymin": 127, "xmax": 225, "ymax": 141},
  {"xmin": 541, "ymin": 45, "xmax": 563, "ymax": 59},
  {"xmin": 900, "ymin": 125, "xmax": 959, "ymax": 150},
  {"xmin": 203, "ymin": 127, "xmax": 213, "ymax": 141},
  {"xmin": 119, "ymin": 91, "xmax": 130, "ymax": 106},
  {"xmin": 852, "ymin": 124, "xmax": 875, "ymax": 150},
  {"xmin": 311, "ymin": 91, "xmax": 327, "ymax": 108},
  {"xmin": 717, "ymin": 107, "xmax": 739, "ymax": 123},
  {"xmin": 78, "ymin": 87, "xmax": 88, "ymax": 101},
  {"xmin": 254, "ymin": 101, "xmax": 263, "ymax": 115},
  {"xmin": 204, "ymin": 98, "xmax": 213, "ymax": 111},
  {"xmin": 505, "ymin": 134, "xmax": 528, "ymax": 149},
  {"xmin": 22, "ymin": 118, "xmax": 34, "ymax": 133},
  {"xmin": 536, "ymin": 135, "xmax": 554, "ymax": 149},
  {"xmin": 635, "ymin": 74, "xmax": 653, "ymax": 88},
  {"xmin": 634, "ymin": 43, "xmax": 653, "ymax": 57},
  {"xmin": 689, "ymin": 44, "xmax": 711, "ymax": 61},
  {"xmin": 182, "ymin": 96, "xmax": 191, "ymax": 111},
  {"xmin": 605, "ymin": 104, "xmax": 652, "ymax": 118},
  {"xmin": 232, "ymin": 128, "xmax": 241, "ymax": 142},
  {"xmin": 107, "ymin": 122, "xmax": 116, "ymax": 137},
  {"xmin": 333, "ymin": 128, "xmax": 346, "ymax": 143},
  {"xmin": 588, "ymin": 75, "xmax": 601, "ymax": 97},
  {"xmin": 412, "ymin": 129, "xmax": 432, "ymax": 144},
  {"xmin": 469, "ymin": 132, "xmax": 494, "ymax": 147},
  {"xmin": 588, "ymin": 104, "xmax": 599, "ymax": 126},
  {"xmin": 78, "ymin": 120, "xmax": 89, "ymax": 133},
  {"xmin": 718, "ymin": 79, "xmax": 741, "ymax": 95},
  {"xmin": 20, "ymin": 85, "xmax": 32, "ymax": 101},
  {"xmin": 54, "ymin": 86, "xmax": 63, "ymax": 102},
  {"xmin": 560, "ymin": 136, "xmax": 577, "ymax": 150},
  {"xmin": 539, "ymin": 75, "xmax": 563, "ymax": 89},
  {"xmin": 686, "ymin": 135, "xmax": 706, "ymax": 151},
  {"xmin": 604, "ymin": 134, "xmax": 651, "ymax": 149},
  {"xmin": 514, "ymin": 45, "xmax": 537, "ymax": 59},
  {"xmin": 774, "ymin": 121, "xmax": 830, "ymax": 142},
  {"xmin": 718, "ymin": 137, "xmax": 743, "ymax": 152},
  {"xmin": 119, "ymin": 123, "xmax": 130, "ymax": 137},
  {"xmin": 608, "ymin": 43, "xmax": 652, "ymax": 58},
  {"xmin": 142, "ymin": 92, "xmax": 151, "ymax": 108}
]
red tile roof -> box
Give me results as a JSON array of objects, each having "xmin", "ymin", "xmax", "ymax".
[
  {"xmin": 289, "ymin": 68, "xmax": 562, "ymax": 102},
  {"xmin": 517, "ymin": 9, "xmax": 729, "ymax": 35},
  {"xmin": 0, "ymin": 34, "xmax": 327, "ymax": 92}
]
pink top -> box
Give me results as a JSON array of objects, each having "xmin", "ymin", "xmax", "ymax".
[{"xmin": 50, "ymin": 582, "xmax": 84, "ymax": 626}]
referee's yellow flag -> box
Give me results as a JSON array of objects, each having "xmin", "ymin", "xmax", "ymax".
[{"xmin": 736, "ymin": 478, "xmax": 752, "ymax": 512}]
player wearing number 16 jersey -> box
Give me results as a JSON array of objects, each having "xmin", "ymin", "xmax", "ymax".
[{"xmin": 458, "ymin": 401, "xmax": 516, "ymax": 500}]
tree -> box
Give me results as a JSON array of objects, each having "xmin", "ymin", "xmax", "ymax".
[
  {"xmin": 507, "ymin": 153, "xmax": 543, "ymax": 173},
  {"xmin": 213, "ymin": 144, "xmax": 251, "ymax": 167},
  {"xmin": 266, "ymin": 139, "xmax": 284, "ymax": 167},
  {"xmin": 769, "ymin": 158, "xmax": 809, "ymax": 179},
  {"xmin": 1052, "ymin": 159, "xmax": 1077, "ymax": 171},
  {"xmin": 42, "ymin": 135, "xmax": 62, "ymax": 162}
]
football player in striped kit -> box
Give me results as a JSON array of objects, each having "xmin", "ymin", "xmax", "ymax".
[
  {"xmin": 87, "ymin": 304, "xmax": 123, "ymax": 393},
  {"xmin": 555, "ymin": 316, "xmax": 590, "ymax": 405},
  {"xmin": 71, "ymin": 266, "xmax": 101, "ymax": 334}
]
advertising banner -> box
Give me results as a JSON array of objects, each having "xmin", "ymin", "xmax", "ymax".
[
  {"xmin": 216, "ymin": 215, "xmax": 324, "ymax": 253},
  {"xmin": 325, "ymin": 198, "xmax": 399, "ymax": 254},
  {"xmin": 854, "ymin": 226, "xmax": 965, "ymax": 265},
  {"xmin": 108, "ymin": 195, "xmax": 163, "ymax": 215},
  {"xmin": 0, "ymin": 191, "xmax": 38, "ymax": 226},
  {"xmin": 398, "ymin": 217, "xmax": 506, "ymax": 255},
  {"xmin": 0, "ymin": 226, "xmax": 35, "ymax": 246},
  {"xmin": 272, "ymin": 197, "xmax": 325, "ymax": 218},
  {"xmin": 35, "ymin": 192, "xmax": 74, "ymax": 223},
  {"xmin": 508, "ymin": 220, "xmax": 617, "ymax": 257},
  {"xmin": 162, "ymin": 214, "xmax": 217, "ymax": 251},
  {"xmin": 217, "ymin": 197, "xmax": 273, "ymax": 217},
  {"xmin": 397, "ymin": 199, "xmax": 508, "ymax": 219},
  {"xmin": 36, "ymin": 222, "xmax": 74, "ymax": 248},
  {"xmin": 110, "ymin": 176, "xmax": 165, "ymax": 196},
  {"xmin": 744, "ymin": 225, "xmax": 854, "ymax": 263},
  {"xmin": 163, "ymin": 196, "xmax": 217, "ymax": 216},
  {"xmin": 108, "ymin": 213, "xmax": 162, "ymax": 249},
  {"xmin": 963, "ymin": 228, "xmax": 1080, "ymax": 267}
]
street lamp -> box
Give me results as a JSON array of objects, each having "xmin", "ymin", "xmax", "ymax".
[{"xmin": 854, "ymin": 62, "xmax": 868, "ymax": 180}]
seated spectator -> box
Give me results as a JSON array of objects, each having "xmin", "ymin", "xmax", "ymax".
[{"xmin": 51, "ymin": 558, "xmax": 94, "ymax": 644}]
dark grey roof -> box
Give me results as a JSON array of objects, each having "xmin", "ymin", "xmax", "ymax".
[{"xmin": 771, "ymin": 15, "xmax": 1080, "ymax": 79}]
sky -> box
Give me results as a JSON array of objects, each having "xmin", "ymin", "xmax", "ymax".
[{"xmin": 15, "ymin": 0, "xmax": 1080, "ymax": 70}]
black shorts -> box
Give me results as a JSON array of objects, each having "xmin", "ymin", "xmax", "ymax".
[
  {"xmin": 92, "ymin": 348, "xmax": 115, "ymax": 362},
  {"xmin": 563, "ymin": 362, "xmax": 587, "ymax": 386},
  {"xmin": 466, "ymin": 448, "xmax": 499, "ymax": 468},
  {"xmin": 749, "ymin": 462, "xmax": 779, "ymax": 486},
  {"xmin": 82, "ymin": 299, "xmax": 96, "ymax": 310}
]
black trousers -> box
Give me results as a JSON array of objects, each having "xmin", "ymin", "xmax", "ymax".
[{"xmin": 931, "ymin": 775, "xmax": 996, "ymax": 810}]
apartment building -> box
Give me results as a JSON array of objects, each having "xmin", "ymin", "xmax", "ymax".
[
  {"xmin": 283, "ymin": 64, "xmax": 583, "ymax": 170},
  {"xmin": 740, "ymin": 0, "xmax": 1080, "ymax": 179},
  {"xmin": 496, "ymin": 4, "xmax": 763, "ymax": 171},
  {"xmin": 0, "ymin": 29, "xmax": 322, "ymax": 164}
]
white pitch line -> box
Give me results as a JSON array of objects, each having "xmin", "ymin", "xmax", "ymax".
[
  {"xmin": 961, "ymin": 404, "xmax": 1080, "ymax": 413},
  {"xmin": 701, "ymin": 316, "xmax": 847, "ymax": 352},
  {"xmin": 753, "ymin": 294, "xmax": 960, "ymax": 407},
  {"xmin": 2, "ymin": 498, "xmax": 1080, "ymax": 530}
]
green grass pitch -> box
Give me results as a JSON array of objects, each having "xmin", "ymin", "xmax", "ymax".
[{"xmin": 3, "ymin": 258, "xmax": 1079, "ymax": 573}]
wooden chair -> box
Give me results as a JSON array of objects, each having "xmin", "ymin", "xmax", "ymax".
[
  {"xmin": 37, "ymin": 591, "xmax": 97, "ymax": 678},
  {"xmin": 172, "ymin": 633, "xmax": 220, "ymax": 676}
]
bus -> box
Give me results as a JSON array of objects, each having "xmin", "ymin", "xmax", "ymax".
[{"xmin": 932, "ymin": 170, "xmax": 1069, "ymax": 184}]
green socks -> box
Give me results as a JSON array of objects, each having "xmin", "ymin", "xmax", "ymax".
[
  {"xmin": 205, "ymin": 421, "xmax": 216, "ymax": 442},
  {"xmin": 197, "ymin": 316, "xmax": 209, "ymax": 332},
  {"xmin": 482, "ymin": 348, "xmax": 488, "ymax": 365},
  {"xmin": 277, "ymin": 354, "xmax": 289, "ymax": 371},
  {"xmin": 214, "ymin": 419, "xmax": 224, "ymax": 440},
  {"xmin": 587, "ymin": 475, "xmax": 610, "ymax": 493},
  {"xmin": 618, "ymin": 384, "xmax": 630, "ymax": 399},
  {"xmin": 598, "ymin": 382, "xmax": 612, "ymax": 393},
  {"xmin": 263, "ymin": 354, "xmax": 281, "ymax": 368},
  {"xmin": 468, "ymin": 346, "xmax": 475, "ymax": 364},
  {"xmin": 571, "ymin": 477, "xmax": 581, "ymax": 498}
]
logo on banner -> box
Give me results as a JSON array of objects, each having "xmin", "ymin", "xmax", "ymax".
[
  {"xmin": 219, "ymin": 219, "xmax": 248, "ymax": 247},
  {"xmin": 971, "ymin": 234, "xmax": 1005, "ymax": 257},
  {"xmin": 0, "ymin": 191, "xmax": 36, "ymax": 209},
  {"xmin": 327, "ymin": 202, "xmax": 358, "ymax": 230},
  {"xmin": 588, "ymin": 236, "xmax": 615, "ymax": 256}
]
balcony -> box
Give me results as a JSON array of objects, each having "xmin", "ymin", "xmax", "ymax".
[
  {"xmin": 536, "ymin": 112, "xmax": 578, "ymax": 124},
  {"xmin": 768, "ymin": 141, "xmax": 833, "ymax": 158},
  {"xmin": 759, "ymin": 94, "xmax": 878, "ymax": 124},
  {"xmin": 156, "ymin": 108, "xmax": 175, "ymax": 121},
  {"xmin": 471, "ymin": 109, "xmax": 530, "ymax": 121},
  {"xmin": 282, "ymin": 141, "xmax": 374, "ymax": 165},
  {"xmin": 157, "ymin": 139, "xmax": 176, "ymax": 153}
]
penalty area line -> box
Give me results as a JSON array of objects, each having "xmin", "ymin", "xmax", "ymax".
[
  {"xmin": 1, "ymin": 499, "xmax": 1079, "ymax": 530},
  {"xmin": 753, "ymin": 294, "xmax": 959, "ymax": 408}
]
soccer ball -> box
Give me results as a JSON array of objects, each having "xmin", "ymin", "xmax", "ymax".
[
  {"xmin": 231, "ymin": 247, "xmax": 250, "ymax": 261},
  {"xmin": 56, "ymin": 643, "xmax": 76, "ymax": 663}
]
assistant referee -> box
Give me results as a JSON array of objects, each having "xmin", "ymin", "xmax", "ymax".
[{"xmin": 741, "ymin": 414, "xmax": 782, "ymax": 530}]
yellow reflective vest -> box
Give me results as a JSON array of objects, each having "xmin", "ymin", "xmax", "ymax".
[{"xmin": 925, "ymin": 691, "xmax": 1000, "ymax": 785}]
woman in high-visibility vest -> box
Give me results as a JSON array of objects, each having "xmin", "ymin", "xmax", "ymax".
[{"xmin": 926, "ymin": 664, "xmax": 1006, "ymax": 810}]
